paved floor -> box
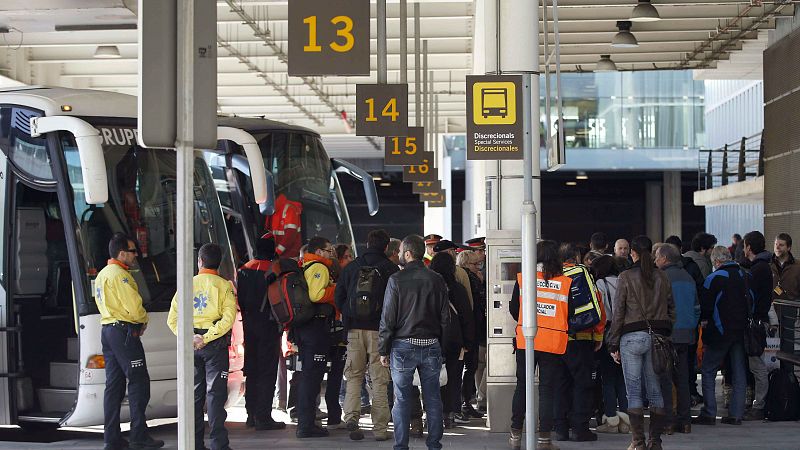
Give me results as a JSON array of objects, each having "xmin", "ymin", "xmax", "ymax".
[{"xmin": 1, "ymin": 405, "xmax": 799, "ymax": 450}]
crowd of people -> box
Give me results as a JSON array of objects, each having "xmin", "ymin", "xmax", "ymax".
[
  {"xmin": 91, "ymin": 227, "xmax": 797, "ymax": 450},
  {"xmin": 511, "ymin": 231, "xmax": 798, "ymax": 450}
]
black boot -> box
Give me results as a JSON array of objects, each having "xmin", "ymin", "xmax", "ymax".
[
  {"xmin": 647, "ymin": 408, "xmax": 665, "ymax": 450},
  {"xmin": 627, "ymin": 408, "xmax": 646, "ymax": 450}
]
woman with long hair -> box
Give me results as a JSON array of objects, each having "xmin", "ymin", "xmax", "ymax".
[
  {"xmin": 607, "ymin": 236, "xmax": 675, "ymax": 450},
  {"xmin": 429, "ymin": 252, "xmax": 475, "ymax": 429},
  {"xmin": 508, "ymin": 240, "xmax": 567, "ymax": 450}
]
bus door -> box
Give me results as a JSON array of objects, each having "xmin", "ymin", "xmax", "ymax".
[{"xmin": 0, "ymin": 150, "xmax": 11, "ymax": 425}]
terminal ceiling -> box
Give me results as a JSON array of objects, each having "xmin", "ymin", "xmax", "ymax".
[{"xmin": 0, "ymin": 0, "xmax": 793, "ymax": 158}]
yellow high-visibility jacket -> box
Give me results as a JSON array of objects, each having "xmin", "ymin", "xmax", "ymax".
[
  {"xmin": 95, "ymin": 259, "xmax": 148, "ymax": 325},
  {"xmin": 167, "ymin": 269, "xmax": 237, "ymax": 344}
]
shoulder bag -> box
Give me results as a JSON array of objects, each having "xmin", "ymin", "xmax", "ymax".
[{"xmin": 632, "ymin": 274, "xmax": 676, "ymax": 375}]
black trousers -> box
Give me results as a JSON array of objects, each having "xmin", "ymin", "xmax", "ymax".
[
  {"xmin": 511, "ymin": 349, "xmax": 529, "ymax": 430},
  {"xmin": 102, "ymin": 324, "xmax": 151, "ymax": 446},
  {"xmin": 294, "ymin": 318, "xmax": 330, "ymax": 431},
  {"xmin": 553, "ymin": 340, "xmax": 595, "ymax": 433},
  {"xmin": 195, "ymin": 337, "xmax": 230, "ymax": 450},
  {"xmin": 461, "ymin": 347, "xmax": 478, "ymax": 407},
  {"xmin": 242, "ymin": 317, "xmax": 281, "ymax": 423},
  {"xmin": 326, "ymin": 345, "xmax": 346, "ymax": 424},
  {"xmin": 442, "ymin": 354, "xmax": 465, "ymax": 414}
]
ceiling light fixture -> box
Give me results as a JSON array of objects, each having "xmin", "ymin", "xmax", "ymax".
[
  {"xmin": 576, "ymin": 171, "xmax": 589, "ymax": 180},
  {"xmin": 631, "ymin": 0, "xmax": 661, "ymax": 22},
  {"xmin": 566, "ymin": 181, "xmax": 577, "ymax": 186},
  {"xmin": 380, "ymin": 182, "xmax": 391, "ymax": 187},
  {"xmin": 595, "ymin": 55, "xmax": 618, "ymax": 72},
  {"xmin": 94, "ymin": 45, "xmax": 121, "ymax": 59},
  {"xmin": 612, "ymin": 21, "xmax": 639, "ymax": 48}
]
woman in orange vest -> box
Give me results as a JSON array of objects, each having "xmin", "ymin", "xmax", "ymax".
[{"xmin": 508, "ymin": 240, "xmax": 571, "ymax": 450}]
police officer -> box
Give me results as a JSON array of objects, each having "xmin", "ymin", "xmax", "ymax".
[
  {"xmin": 95, "ymin": 233, "xmax": 164, "ymax": 450},
  {"xmin": 295, "ymin": 236, "xmax": 337, "ymax": 438},
  {"xmin": 168, "ymin": 243, "xmax": 237, "ymax": 450},
  {"xmin": 237, "ymin": 237, "xmax": 286, "ymax": 431}
]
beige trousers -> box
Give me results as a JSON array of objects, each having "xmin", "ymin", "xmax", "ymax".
[{"xmin": 343, "ymin": 329, "xmax": 391, "ymax": 433}]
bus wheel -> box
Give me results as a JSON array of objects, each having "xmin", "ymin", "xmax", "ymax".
[{"xmin": 19, "ymin": 421, "xmax": 59, "ymax": 433}]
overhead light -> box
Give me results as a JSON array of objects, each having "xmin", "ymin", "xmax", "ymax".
[
  {"xmin": 379, "ymin": 182, "xmax": 391, "ymax": 187},
  {"xmin": 612, "ymin": 21, "xmax": 638, "ymax": 48},
  {"xmin": 631, "ymin": 0, "xmax": 661, "ymax": 22},
  {"xmin": 576, "ymin": 171, "xmax": 588, "ymax": 180},
  {"xmin": 566, "ymin": 181, "xmax": 577, "ymax": 186},
  {"xmin": 94, "ymin": 45, "xmax": 121, "ymax": 59},
  {"xmin": 372, "ymin": 175, "xmax": 382, "ymax": 181},
  {"xmin": 595, "ymin": 55, "xmax": 617, "ymax": 72}
]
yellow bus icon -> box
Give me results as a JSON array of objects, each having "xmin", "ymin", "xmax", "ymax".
[{"xmin": 472, "ymin": 81, "xmax": 516, "ymax": 125}]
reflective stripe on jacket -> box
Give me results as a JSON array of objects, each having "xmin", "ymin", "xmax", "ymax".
[
  {"xmin": 270, "ymin": 194, "xmax": 303, "ymax": 257},
  {"xmin": 515, "ymin": 272, "xmax": 571, "ymax": 354}
]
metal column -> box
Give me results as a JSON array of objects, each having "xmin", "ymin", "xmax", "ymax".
[
  {"xmin": 400, "ymin": 0, "xmax": 407, "ymax": 84},
  {"xmin": 377, "ymin": 0, "xmax": 387, "ymax": 84},
  {"xmin": 414, "ymin": 3, "xmax": 421, "ymax": 127},
  {"xmin": 175, "ymin": 0, "xmax": 195, "ymax": 448}
]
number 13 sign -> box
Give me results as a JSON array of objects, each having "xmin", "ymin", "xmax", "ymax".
[{"xmin": 288, "ymin": 0, "xmax": 370, "ymax": 76}]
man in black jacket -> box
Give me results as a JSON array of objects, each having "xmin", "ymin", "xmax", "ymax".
[
  {"xmin": 379, "ymin": 234, "xmax": 450, "ymax": 450},
  {"xmin": 237, "ymin": 237, "xmax": 286, "ymax": 431},
  {"xmin": 693, "ymin": 246, "xmax": 750, "ymax": 426},
  {"xmin": 334, "ymin": 229, "xmax": 399, "ymax": 441},
  {"xmin": 742, "ymin": 231, "xmax": 773, "ymax": 420}
]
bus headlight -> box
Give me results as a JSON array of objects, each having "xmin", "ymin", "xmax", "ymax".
[{"xmin": 86, "ymin": 354, "xmax": 105, "ymax": 369}]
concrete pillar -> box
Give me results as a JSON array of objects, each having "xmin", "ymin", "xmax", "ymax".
[
  {"xmin": 646, "ymin": 181, "xmax": 663, "ymax": 241},
  {"xmin": 663, "ymin": 171, "xmax": 682, "ymax": 239}
]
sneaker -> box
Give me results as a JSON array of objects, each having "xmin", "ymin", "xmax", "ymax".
[
  {"xmin": 743, "ymin": 409, "xmax": 764, "ymax": 421},
  {"xmin": 296, "ymin": 425, "xmax": 329, "ymax": 438},
  {"xmin": 453, "ymin": 413, "xmax": 470, "ymax": 424},
  {"xmin": 104, "ymin": 438, "xmax": 129, "ymax": 450},
  {"xmin": 721, "ymin": 416, "xmax": 742, "ymax": 426},
  {"xmin": 129, "ymin": 436, "xmax": 165, "ymax": 449},
  {"xmin": 315, "ymin": 408, "xmax": 328, "ymax": 420},
  {"xmin": 509, "ymin": 427, "xmax": 522, "ymax": 450},
  {"xmin": 462, "ymin": 404, "xmax": 485, "ymax": 419},
  {"xmin": 691, "ymin": 415, "xmax": 716, "ymax": 426},
  {"xmin": 410, "ymin": 418, "xmax": 424, "ymax": 438},
  {"xmin": 374, "ymin": 430, "xmax": 391, "ymax": 441},
  {"xmin": 347, "ymin": 420, "xmax": 364, "ymax": 441},
  {"xmin": 361, "ymin": 404, "xmax": 372, "ymax": 416}
]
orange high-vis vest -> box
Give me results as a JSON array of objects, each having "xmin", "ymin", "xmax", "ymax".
[{"xmin": 516, "ymin": 272, "xmax": 571, "ymax": 355}]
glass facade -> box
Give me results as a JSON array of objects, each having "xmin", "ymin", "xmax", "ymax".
[{"xmin": 540, "ymin": 70, "xmax": 705, "ymax": 150}]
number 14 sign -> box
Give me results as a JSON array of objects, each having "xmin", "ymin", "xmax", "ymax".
[{"xmin": 356, "ymin": 83, "xmax": 409, "ymax": 137}]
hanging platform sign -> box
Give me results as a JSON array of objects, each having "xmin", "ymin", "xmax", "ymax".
[
  {"xmin": 411, "ymin": 180, "xmax": 441, "ymax": 194},
  {"xmin": 288, "ymin": 0, "xmax": 370, "ymax": 76},
  {"xmin": 466, "ymin": 74, "xmax": 524, "ymax": 160},
  {"xmin": 420, "ymin": 190, "xmax": 446, "ymax": 207},
  {"xmin": 402, "ymin": 151, "xmax": 437, "ymax": 182},
  {"xmin": 384, "ymin": 126, "xmax": 424, "ymax": 165},
  {"xmin": 356, "ymin": 83, "xmax": 409, "ymax": 137}
]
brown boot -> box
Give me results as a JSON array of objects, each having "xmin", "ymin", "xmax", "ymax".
[
  {"xmin": 627, "ymin": 408, "xmax": 647, "ymax": 450},
  {"xmin": 536, "ymin": 431, "xmax": 560, "ymax": 450},
  {"xmin": 647, "ymin": 408, "xmax": 666, "ymax": 450}
]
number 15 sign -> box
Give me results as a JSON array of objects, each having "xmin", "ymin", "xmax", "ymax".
[{"xmin": 288, "ymin": 0, "xmax": 370, "ymax": 76}]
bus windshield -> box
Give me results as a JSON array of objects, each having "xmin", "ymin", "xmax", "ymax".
[
  {"xmin": 60, "ymin": 125, "xmax": 234, "ymax": 313},
  {"xmin": 255, "ymin": 131, "xmax": 355, "ymax": 249}
]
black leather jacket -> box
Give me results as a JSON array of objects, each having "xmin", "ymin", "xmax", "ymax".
[{"xmin": 378, "ymin": 260, "xmax": 451, "ymax": 356}]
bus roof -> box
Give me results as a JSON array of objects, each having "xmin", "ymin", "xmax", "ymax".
[
  {"xmin": 0, "ymin": 86, "xmax": 136, "ymax": 118},
  {"xmin": 218, "ymin": 116, "xmax": 320, "ymax": 138}
]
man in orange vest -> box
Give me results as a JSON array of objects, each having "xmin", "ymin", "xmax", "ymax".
[{"xmin": 269, "ymin": 193, "xmax": 303, "ymax": 258}]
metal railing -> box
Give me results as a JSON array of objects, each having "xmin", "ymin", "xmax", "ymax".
[
  {"xmin": 773, "ymin": 299, "xmax": 800, "ymax": 368},
  {"xmin": 697, "ymin": 131, "xmax": 764, "ymax": 190}
]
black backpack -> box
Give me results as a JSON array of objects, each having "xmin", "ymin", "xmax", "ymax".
[
  {"xmin": 764, "ymin": 367, "xmax": 800, "ymax": 421},
  {"xmin": 349, "ymin": 258, "xmax": 387, "ymax": 321}
]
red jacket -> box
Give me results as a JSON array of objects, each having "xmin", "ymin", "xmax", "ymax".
[{"xmin": 268, "ymin": 194, "xmax": 303, "ymax": 258}]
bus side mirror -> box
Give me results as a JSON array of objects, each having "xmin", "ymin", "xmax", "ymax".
[
  {"xmin": 331, "ymin": 158, "xmax": 379, "ymax": 216},
  {"xmin": 229, "ymin": 154, "xmax": 276, "ymax": 216},
  {"xmin": 217, "ymin": 127, "xmax": 269, "ymax": 205},
  {"xmin": 30, "ymin": 116, "xmax": 108, "ymax": 204}
]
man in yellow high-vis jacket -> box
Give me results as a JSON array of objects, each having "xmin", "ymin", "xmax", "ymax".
[{"xmin": 168, "ymin": 243, "xmax": 237, "ymax": 450}]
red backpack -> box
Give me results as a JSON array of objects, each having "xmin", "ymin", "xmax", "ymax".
[{"xmin": 268, "ymin": 259, "xmax": 323, "ymax": 328}]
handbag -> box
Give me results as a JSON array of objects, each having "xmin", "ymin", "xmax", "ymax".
[{"xmin": 632, "ymin": 280, "xmax": 676, "ymax": 376}]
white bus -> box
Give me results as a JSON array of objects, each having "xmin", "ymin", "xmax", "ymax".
[
  {"xmin": 206, "ymin": 116, "xmax": 379, "ymax": 265},
  {"xmin": 0, "ymin": 86, "xmax": 261, "ymax": 430}
]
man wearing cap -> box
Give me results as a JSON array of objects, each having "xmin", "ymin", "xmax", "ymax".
[
  {"xmin": 424, "ymin": 234, "xmax": 443, "ymax": 266},
  {"xmin": 465, "ymin": 237, "xmax": 486, "ymax": 259}
]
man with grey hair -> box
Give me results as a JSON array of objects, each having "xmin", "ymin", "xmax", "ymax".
[
  {"xmin": 692, "ymin": 246, "xmax": 750, "ymax": 427},
  {"xmin": 379, "ymin": 234, "xmax": 451, "ymax": 450},
  {"xmin": 655, "ymin": 243, "xmax": 700, "ymax": 433},
  {"xmin": 614, "ymin": 238, "xmax": 630, "ymax": 259},
  {"xmin": 386, "ymin": 238, "xmax": 402, "ymax": 266}
]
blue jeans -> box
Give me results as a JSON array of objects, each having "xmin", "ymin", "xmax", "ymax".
[
  {"xmin": 390, "ymin": 340, "xmax": 444, "ymax": 450},
  {"xmin": 700, "ymin": 338, "xmax": 746, "ymax": 419},
  {"xmin": 620, "ymin": 331, "xmax": 663, "ymax": 409}
]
